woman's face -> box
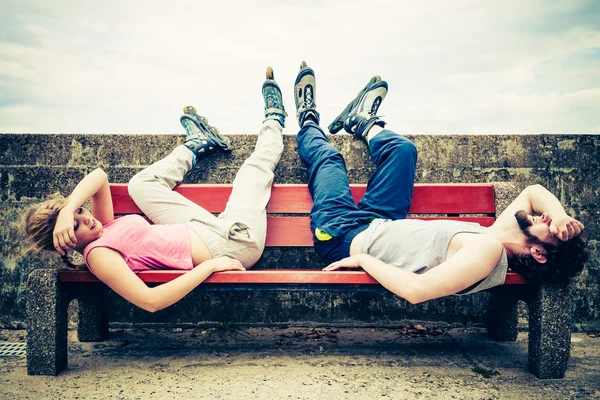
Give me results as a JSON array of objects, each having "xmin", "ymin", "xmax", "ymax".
[{"xmin": 73, "ymin": 207, "xmax": 103, "ymax": 249}]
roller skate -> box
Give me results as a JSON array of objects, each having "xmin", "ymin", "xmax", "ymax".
[
  {"xmin": 294, "ymin": 61, "xmax": 320, "ymax": 126},
  {"xmin": 262, "ymin": 66, "xmax": 287, "ymax": 127},
  {"xmin": 328, "ymin": 76, "xmax": 387, "ymax": 139},
  {"xmin": 180, "ymin": 106, "xmax": 232, "ymax": 162}
]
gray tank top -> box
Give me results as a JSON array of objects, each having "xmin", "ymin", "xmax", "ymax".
[{"xmin": 360, "ymin": 219, "xmax": 508, "ymax": 295}]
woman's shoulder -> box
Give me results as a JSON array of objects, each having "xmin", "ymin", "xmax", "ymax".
[
  {"xmin": 85, "ymin": 246, "xmax": 128, "ymax": 274},
  {"xmin": 108, "ymin": 214, "xmax": 148, "ymax": 227}
]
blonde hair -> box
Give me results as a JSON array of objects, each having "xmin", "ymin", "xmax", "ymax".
[{"xmin": 23, "ymin": 198, "xmax": 85, "ymax": 269}]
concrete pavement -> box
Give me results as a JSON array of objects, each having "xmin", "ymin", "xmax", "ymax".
[{"xmin": 1, "ymin": 326, "xmax": 599, "ymax": 399}]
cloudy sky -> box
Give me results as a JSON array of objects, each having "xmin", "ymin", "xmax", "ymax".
[{"xmin": 1, "ymin": 0, "xmax": 599, "ymax": 134}]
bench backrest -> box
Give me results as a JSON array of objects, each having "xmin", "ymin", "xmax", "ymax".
[
  {"xmin": 109, "ymin": 183, "xmax": 496, "ymax": 247},
  {"xmin": 62, "ymin": 182, "xmax": 526, "ymax": 284}
]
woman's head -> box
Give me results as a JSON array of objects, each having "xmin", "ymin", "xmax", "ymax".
[
  {"xmin": 24, "ymin": 198, "xmax": 69, "ymax": 252},
  {"xmin": 23, "ymin": 198, "xmax": 89, "ymax": 269}
]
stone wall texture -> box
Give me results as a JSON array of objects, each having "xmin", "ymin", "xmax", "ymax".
[{"xmin": 1, "ymin": 133, "xmax": 598, "ymax": 330}]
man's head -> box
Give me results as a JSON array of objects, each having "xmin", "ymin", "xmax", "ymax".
[{"xmin": 509, "ymin": 210, "xmax": 589, "ymax": 283}]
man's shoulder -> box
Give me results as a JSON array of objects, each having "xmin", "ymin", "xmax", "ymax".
[{"xmin": 461, "ymin": 232, "xmax": 504, "ymax": 253}]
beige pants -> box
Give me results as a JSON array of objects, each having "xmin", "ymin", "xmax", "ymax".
[{"xmin": 128, "ymin": 119, "xmax": 283, "ymax": 267}]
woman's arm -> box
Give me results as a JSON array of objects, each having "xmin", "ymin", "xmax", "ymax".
[
  {"xmin": 53, "ymin": 168, "xmax": 114, "ymax": 254},
  {"xmin": 87, "ymin": 248, "xmax": 245, "ymax": 312},
  {"xmin": 324, "ymin": 235, "xmax": 502, "ymax": 304}
]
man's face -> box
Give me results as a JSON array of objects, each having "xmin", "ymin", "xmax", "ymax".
[{"xmin": 514, "ymin": 210, "xmax": 559, "ymax": 247}]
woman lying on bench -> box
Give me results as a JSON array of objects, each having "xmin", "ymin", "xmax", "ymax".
[{"xmin": 23, "ymin": 67, "xmax": 287, "ymax": 312}]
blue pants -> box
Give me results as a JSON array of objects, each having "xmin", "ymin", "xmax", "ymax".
[{"xmin": 297, "ymin": 122, "xmax": 417, "ymax": 264}]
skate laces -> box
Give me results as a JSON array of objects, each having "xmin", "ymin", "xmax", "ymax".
[
  {"xmin": 297, "ymin": 85, "xmax": 316, "ymax": 114},
  {"xmin": 181, "ymin": 117, "xmax": 208, "ymax": 141},
  {"xmin": 265, "ymin": 90, "xmax": 283, "ymax": 111},
  {"xmin": 357, "ymin": 90, "xmax": 383, "ymax": 118}
]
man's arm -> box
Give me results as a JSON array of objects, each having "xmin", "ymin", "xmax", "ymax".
[
  {"xmin": 324, "ymin": 234, "xmax": 503, "ymax": 304},
  {"xmin": 495, "ymin": 184, "xmax": 583, "ymax": 241}
]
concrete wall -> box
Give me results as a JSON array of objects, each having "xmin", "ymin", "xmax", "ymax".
[{"xmin": 1, "ymin": 133, "xmax": 598, "ymax": 330}]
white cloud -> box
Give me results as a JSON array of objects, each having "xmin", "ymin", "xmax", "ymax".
[{"xmin": 1, "ymin": 0, "xmax": 599, "ymax": 134}]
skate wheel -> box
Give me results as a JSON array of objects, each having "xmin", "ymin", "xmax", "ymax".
[
  {"xmin": 266, "ymin": 66, "xmax": 274, "ymax": 80},
  {"xmin": 300, "ymin": 60, "xmax": 307, "ymax": 68},
  {"xmin": 183, "ymin": 105, "xmax": 197, "ymax": 114}
]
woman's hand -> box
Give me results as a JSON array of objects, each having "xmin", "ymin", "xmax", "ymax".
[
  {"xmin": 53, "ymin": 208, "xmax": 77, "ymax": 255},
  {"xmin": 198, "ymin": 256, "xmax": 246, "ymax": 273},
  {"xmin": 323, "ymin": 256, "xmax": 363, "ymax": 271}
]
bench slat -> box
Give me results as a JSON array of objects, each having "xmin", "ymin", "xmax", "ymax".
[
  {"xmin": 408, "ymin": 184, "xmax": 495, "ymax": 214},
  {"xmin": 110, "ymin": 183, "xmax": 495, "ymax": 214},
  {"xmin": 265, "ymin": 216, "xmax": 496, "ymax": 247},
  {"xmin": 113, "ymin": 215, "xmax": 495, "ymax": 247},
  {"xmin": 59, "ymin": 270, "xmax": 526, "ymax": 285}
]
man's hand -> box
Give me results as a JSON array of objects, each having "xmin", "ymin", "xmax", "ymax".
[
  {"xmin": 323, "ymin": 256, "xmax": 363, "ymax": 271},
  {"xmin": 550, "ymin": 215, "xmax": 584, "ymax": 241},
  {"xmin": 199, "ymin": 256, "xmax": 246, "ymax": 273},
  {"xmin": 53, "ymin": 209, "xmax": 77, "ymax": 255}
]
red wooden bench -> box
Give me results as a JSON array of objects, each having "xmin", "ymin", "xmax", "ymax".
[
  {"xmin": 28, "ymin": 183, "xmax": 572, "ymax": 379},
  {"xmin": 59, "ymin": 183, "xmax": 526, "ymax": 285}
]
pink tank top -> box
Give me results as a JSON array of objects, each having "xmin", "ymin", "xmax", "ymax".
[{"xmin": 83, "ymin": 215, "xmax": 193, "ymax": 273}]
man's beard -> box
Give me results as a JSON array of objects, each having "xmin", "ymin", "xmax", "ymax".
[{"xmin": 514, "ymin": 210, "xmax": 541, "ymax": 244}]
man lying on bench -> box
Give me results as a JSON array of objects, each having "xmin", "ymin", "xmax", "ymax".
[{"xmin": 292, "ymin": 60, "xmax": 589, "ymax": 303}]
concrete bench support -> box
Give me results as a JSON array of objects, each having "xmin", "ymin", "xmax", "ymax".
[
  {"xmin": 26, "ymin": 269, "xmax": 69, "ymax": 376},
  {"xmin": 487, "ymin": 283, "xmax": 572, "ymax": 378},
  {"xmin": 526, "ymin": 283, "xmax": 572, "ymax": 379},
  {"xmin": 77, "ymin": 284, "xmax": 109, "ymax": 342},
  {"xmin": 487, "ymin": 286, "xmax": 520, "ymax": 341}
]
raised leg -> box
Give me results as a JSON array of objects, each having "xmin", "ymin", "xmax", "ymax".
[
  {"xmin": 218, "ymin": 119, "xmax": 284, "ymax": 246},
  {"xmin": 487, "ymin": 286, "xmax": 519, "ymax": 341},
  {"xmin": 526, "ymin": 283, "xmax": 572, "ymax": 378},
  {"xmin": 358, "ymin": 131, "xmax": 417, "ymax": 220},
  {"xmin": 297, "ymin": 123, "xmax": 376, "ymax": 239},
  {"xmin": 127, "ymin": 145, "xmax": 220, "ymax": 226},
  {"xmin": 76, "ymin": 284, "xmax": 109, "ymax": 342},
  {"xmin": 27, "ymin": 269, "xmax": 69, "ymax": 375}
]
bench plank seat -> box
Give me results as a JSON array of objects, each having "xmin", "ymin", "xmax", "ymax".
[{"xmin": 59, "ymin": 270, "xmax": 527, "ymax": 285}]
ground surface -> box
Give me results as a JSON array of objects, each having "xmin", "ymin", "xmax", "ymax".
[{"xmin": 1, "ymin": 326, "xmax": 599, "ymax": 399}]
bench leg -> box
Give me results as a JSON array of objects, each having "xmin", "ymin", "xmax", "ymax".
[
  {"xmin": 487, "ymin": 286, "xmax": 519, "ymax": 341},
  {"xmin": 77, "ymin": 284, "xmax": 109, "ymax": 342},
  {"xmin": 527, "ymin": 283, "xmax": 572, "ymax": 379},
  {"xmin": 27, "ymin": 269, "xmax": 69, "ymax": 376}
]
